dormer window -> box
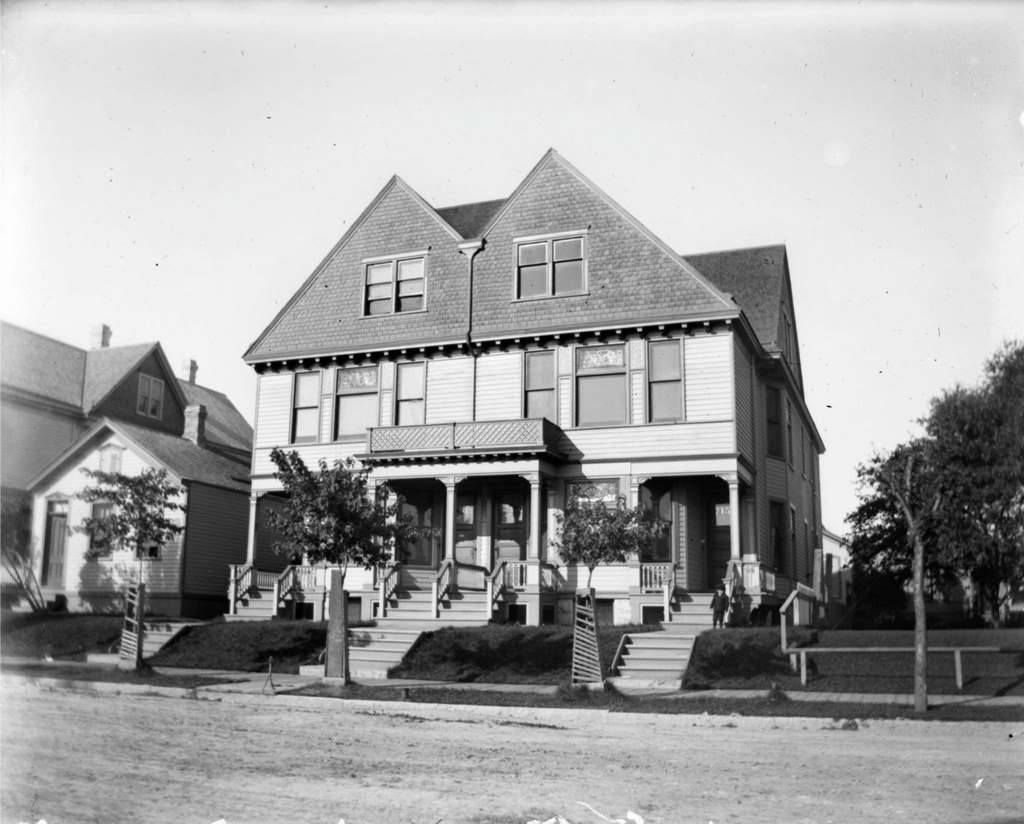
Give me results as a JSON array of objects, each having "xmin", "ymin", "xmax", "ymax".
[
  {"xmin": 515, "ymin": 232, "xmax": 586, "ymax": 299},
  {"xmin": 364, "ymin": 253, "xmax": 426, "ymax": 315},
  {"xmin": 136, "ymin": 375, "xmax": 164, "ymax": 420}
]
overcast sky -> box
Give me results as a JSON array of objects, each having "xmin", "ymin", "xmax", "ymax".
[{"xmin": 3, "ymin": 0, "xmax": 1022, "ymax": 533}]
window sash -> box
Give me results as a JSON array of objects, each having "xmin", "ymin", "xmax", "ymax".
[
  {"xmin": 516, "ymin": 235, "xmax": 585, "ymax": 298},
  {"xmin": 364, "ymin": 256, "xmax": 426, "ymax": 315},
  {"xmin": 577, "ymin": 373, "xmax": 627, "ymax": 426},
  {"xmin": 89, "ymin": 502, "xmax": 113, "ymax": 551},
  {"xmin": 137, "ymin": 375, "xmax": 164, "ymax": 419},
  {"xmin": 292, "ymin": 372, "xmax": 320, "ymax": 444},
  {"xmin": 335, "ymin": 393, "xmax": 378, "ymax": 438},
  {"xmin": 766, "ymin": 387, "xmax": 783, "ymax": 457}
]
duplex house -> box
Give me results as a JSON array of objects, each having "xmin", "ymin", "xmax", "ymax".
[
  {"xmin": 1, "ymin": 322, "xmax": 253, "ymax": 617},
  {"xmin": 234, "ymin": 150, "xmax": 824, "ymax": 629}
]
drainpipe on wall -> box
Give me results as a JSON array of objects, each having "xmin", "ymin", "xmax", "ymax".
[{"xmin": 458, "ymin": 239, "xmax": 484, "ymax": 417}]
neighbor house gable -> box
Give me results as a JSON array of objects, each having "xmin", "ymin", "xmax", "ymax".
[
  {"xmin": 244, "ymin": 177, "xmax": 469, "ymax": 363},
  {"xmin": 471, "ymin": 150, "xmax": 738, "ymax": 338},
  {"xmin": 88, "ymin": 346, "xmax": 187, "ymax": 435}
]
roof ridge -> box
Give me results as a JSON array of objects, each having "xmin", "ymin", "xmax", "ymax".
[{"xmin": 685, "ymin": 243, "xmax": 787, "ymax": 258}]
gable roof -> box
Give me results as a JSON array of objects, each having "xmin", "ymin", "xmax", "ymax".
[
  {"xmin": 435, "ymin": 199, "xmax": 507, "ymax": 239},
  {"xmin": 28, "ymin": 417, "xmax": 251, "ymax": 494},
  {"xmin": 1, "ymin": 321, "xmax": 87, "ymax": 408},
  {"xmin": 81, "ymin": 342, "xmax": 170, "ymax": 412},
  {"xmin": 180, "ymin": 381, "xmax": 253, "ymax": 454},
  {"xmin": 683, "ymin": 245, "xmax": 787, "ymax": 351}
]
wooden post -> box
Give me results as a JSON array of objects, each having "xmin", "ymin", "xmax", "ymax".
[
  {"xmin": 324, "ymin": 570, "xmax": 348, "ymax": 683},
  {"xmin": 954, "ymin": 649, "xmax": 963, "ymax": 692},
  {"xmin": 227, "ymin": 566, "xmax": 238, "ymax": 616},
  {"xmin": 800, "ymin": 650, "xmax": 807, "ymax": 686}
]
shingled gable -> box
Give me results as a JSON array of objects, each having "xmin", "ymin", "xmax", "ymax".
[
  {"xmin": 82, "ymin": 342, "xmax": 188, "ymax": 415},
  {"xmin": 244, "ymin": 176, "xmax": 468, "ymax": 363}
]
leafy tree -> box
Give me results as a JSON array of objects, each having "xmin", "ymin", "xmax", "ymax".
[
  {"xmin": 1, "ymin": 492, "xmax": 45, "ymax": 611},
  {"xmin": 267, "ymin": 448, "xmax": 416, "ymax": 585},
  {"xmin": 77, "ymin": 467, "xmax": 184, "ymax": 564},
  {"xmin": 551, "ymin": 495, "xmax": 666, "ymax": 589}
]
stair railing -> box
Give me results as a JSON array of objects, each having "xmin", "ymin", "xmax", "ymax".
[
  {"xmin": 609, "ymin": 632, "xmax": 631, "ymax": 676},
  {"xmin": 227, "ymin": 564, "xmax": 253, "ymax": 614},
  {"xmin": 485, "ymin": 561, "xmax": 507, "ymax": 619},
  {"xmin": 433, "ymin": 559, "xmax": 454, "ymax": 618},
  {"xmin": 274, "ymin": 565, "xmax": 301, "ymax": 611},
  {"xmin": 377, "ymin": 563, "xmax": 401, "ymax": 618}
]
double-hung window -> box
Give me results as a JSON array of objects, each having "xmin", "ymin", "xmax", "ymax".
[
  {"xmin": 766, "ymin": 387, "xmax": 783, "ymax": 458},
  {"xmin": 576, "ymin": 345, "xmax": 627, "ymax": 426},
  {"xmin": 786, "ymin": 399, "xmax": 794, "ymax": 465},
  {"xmin": 516, "ymin": 233, "xmax": 585, "ymax": 299},
  {"xmin": 364, "ymin": 255, "xmax": 426, "ymax": 315},
  {"xmin": 89, "ymin": 502, "xmax": 114, "ymax": 553},
  {"xmin": 648, "ymin": 340, "xmax": 682, "ymax": 422},
  {"xmin": 334, "ymin": 366, "xmax": 379, "ymax": 439},
  {"xmin": 524, "ymin": 351, "xmax": 555, "ymax": 420},
  {"xmin": 137, "ymin": 375, "xmax": 164, "ymax": 419},
  {"xmin": 291, "ymin": 371, "xmax": 320, "ymax": 444},
  {"xmin": 395, "ymin": 362, "xmax": 425, "ymax": 425}
]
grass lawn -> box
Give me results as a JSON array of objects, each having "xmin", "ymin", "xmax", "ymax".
[
  {"xmin": 291, "ymin": 681, "xmax": 1023, "ymax": 722},
  {"xmin": 687, "ymin": 627, "xmax": 1024, "ymax": 695},
  {"xmin": 390, "ymin": 623, "xmax": 660, "ymax": 684},
  {"xmin": 0, "ymin": 612, "xmax": 124, "ymax": 659},
  {"xmin": 0, "ymin": 661, "xmax": 239, "ymax": 689}
]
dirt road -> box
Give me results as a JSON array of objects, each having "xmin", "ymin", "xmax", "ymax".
[{"xmin": 1, "ymin": 684, "xmax": 1020, "ymax": 824}]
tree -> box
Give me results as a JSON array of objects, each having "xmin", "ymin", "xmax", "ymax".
[
  {"xmin": 551, "ymin": 495, "xmax": 666, "ymax": 589},
  {"xmin": 77, "ymin": 467, "xmax": 184, "ymax": 566},
  {"xmin": 1, "ymin": 492, "xmax": 45, "ymax": 612},
  {"xmin": 267, "ymin": 448, "xmax": 416, "ymax": 583}
]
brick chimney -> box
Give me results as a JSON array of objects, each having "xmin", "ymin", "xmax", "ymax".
[
  {"xmin": 92, "ymin": 324, "xmax": 112, "ymax": 349},
  {"xmin": 183, "ymin": 404, "xmax": 207, "ymax": 447},
  {"xmin": 187, "ymin": 359, "xmax": 198, "ymax": 384}
]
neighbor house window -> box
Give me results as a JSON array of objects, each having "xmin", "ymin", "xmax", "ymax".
[
  {"xmin": 516, "ymin": 233, "xmax": 585, "ymax": 299},
  {"xmin": 291, "ymin": 371, "xmax": 320, "ymax": 444},
  {"xmin": 648, "ymin": 340, "xmax": 682, "ymax": 422},
  {"xmin": 364, "ymin": 255, "xmax": 426, "ymax": 315},
  {"xmin": 395, "ymin": 362, "xmax": 425, "ymax": 425},
  {"xmin": 786, "ymin": 400, "xmax": 794, "ymax": 465},
  {"xmin": 334, "ymin": 366, "xmax": 379, "ymax": 439},
  {"xmin": 567, "ymin": 479, "xmax": 620, "ymax": 508},
  {"xmin": 524, "ymin": 351, "xmax": 555, "ymax": 420},
  {"xmin": 100, "ymin": 445, "xmax": 123, "ymax": 474},
  {"xmin": 137, "ymin": 543, "xmax": 160, "ymax": 560},
  {"xmin": 769, "ymin": 500, "xmax": 787, "ymax": 573},
  {"xmin": 766, "ymin": 386, "xmax": 783, "ymax": 458},
  {"xmin": 576, "ymin": 345, "xmax": 626, "ymax": 426},
  {"xmin": 89, "ymin": 502, "xmax": 114, "ymax": 552},
  {"xmin": 136, "ymin": 375, "xmax": 164, "ymax": 420}
]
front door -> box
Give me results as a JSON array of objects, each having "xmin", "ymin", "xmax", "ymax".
[
  {"xmin": 493, "ymin": 488, "xmax": 527, "ymax": 563},
  {"xmin": 454, "ymin": 490, "xmax": 478, "ymax": 565},
  {"xmin": 400, "ymin": 491, "xmax": 439, "ymax": 568},
  {"xmin": 41, "ymin": 501, "xmax": 69, "ymax": 586},
  {"xmin": 640, "ymin": 483, "xmax": 673, "ymax": 562},
  {"xmin": 708, "ymin": 495, "xmax": 731, "ymax": 588}
]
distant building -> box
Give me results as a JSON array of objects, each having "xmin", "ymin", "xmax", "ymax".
[{"xmin": 1, "ymin": 321, "xmax": 253, "ymax": 617}]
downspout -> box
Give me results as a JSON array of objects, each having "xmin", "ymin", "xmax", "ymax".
[{"xmin": 457, "ymin": 240, "xmax": 484, "ymax": 417}]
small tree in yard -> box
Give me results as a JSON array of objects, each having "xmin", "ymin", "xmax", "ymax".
[
  {"xmin": 268, "ymin": 448, "xmax": 419, "ymax": 682},
  {"xmin": 77, "ymin": 467, "xmax": 184, "ymax": 570},
  {"xmin": 552, "ymin": 495, "xmax": 666, "ymax": 589}
]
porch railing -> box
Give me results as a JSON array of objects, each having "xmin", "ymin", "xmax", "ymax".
[
  {"xmin": 433, "ymin": 560, "xmax": 454, "ymax": 617},
  {"xmin": 453, "ymin": 561, "xmax": 487, "ymax": 591},
  {"xmin": 485, "ymin": 561, "xmax": 507, "ymax": 619},
  {"xmin": 503, "ymin": 561, "xmax": 529, "ymax": 590},
  {"xmin": 377, "ymin": 563, "xmax": 401, "ymax": 618},
  {"xmin": 640, "ymin": 562, "xmax": 674, "ymax": 592}
]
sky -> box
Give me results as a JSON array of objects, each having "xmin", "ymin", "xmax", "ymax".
[{"xmin": 3, "ymin": 0, "xmax": 1023, "ymax": 534}]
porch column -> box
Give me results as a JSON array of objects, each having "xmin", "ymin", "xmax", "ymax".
[
  {"xmin": 443, "ymin": 476, "xmax": 457, "ymax": 562},
  {"xmin": 245, "ymin": 495, "xmax": 258, "ymax": 565},
  {"xmin": 728, "ymin": 479, "xmax": 741, "ymax": 561},
  {"xmin": 527, "ymin": 474, "xmax": 541, "ymax": 560}
]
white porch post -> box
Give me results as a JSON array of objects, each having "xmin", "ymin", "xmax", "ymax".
[
  {"xmin": 443, "ymin": 476, "xmax": 457, "ymax": 562},
  {"xmin": 527, "ymin": 474, "xmax": 541, "ymax": 560},
  {"xmin": 245, "ymin": 495, "xmax": 258, "ymax": 565},
  {"xmin": 728, "ymin": 479, "xmax": 741, "ymax": 561}
]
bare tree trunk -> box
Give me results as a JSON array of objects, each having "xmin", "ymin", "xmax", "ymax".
[
  {"xmin": 912, "ymin": 532, "xmax": 928, "ymax": 712},
  {"xmin": 325, "ymin": 570, "xmax": 349, "ymax": 684}
]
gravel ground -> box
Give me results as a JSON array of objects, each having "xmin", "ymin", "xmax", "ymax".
[{"xmin": 1, "ymin": 683, "xmax": 1021, "ymax": 824}]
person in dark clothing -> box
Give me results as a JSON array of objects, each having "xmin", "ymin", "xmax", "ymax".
[{"xmin": 710, "ymin": 585, "xmax": 729, "ymax": 628}]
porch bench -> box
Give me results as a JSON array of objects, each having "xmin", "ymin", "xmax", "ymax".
[{"xmin": 783, "ymin": 645, "xmax": 1003, "ymax": 690}]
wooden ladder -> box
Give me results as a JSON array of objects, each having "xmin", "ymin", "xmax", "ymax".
[
  {"xmin": 571, "ymin": 590, "xmax": 603, "ymax": 685},
  {"xmin": 119, "ymin": 584, "xmax": 146, "ymax": 670}
]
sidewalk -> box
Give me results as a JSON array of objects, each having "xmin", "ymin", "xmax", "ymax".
[{"xmin": 3, "ymin": 656, "xmax": 1023, "ymax": 708}]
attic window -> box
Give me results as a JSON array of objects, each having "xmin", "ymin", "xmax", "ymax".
[
  {"xmin": 137, "ymin": 375, "xmax": 164, "ymax": 420},
  {"xmin": 364, "ymin": 253, "xmax": 427, "ymax": 316},
  {"xmin": 515, "ymin": 231, "xmax": 586, "ymax": 299}
]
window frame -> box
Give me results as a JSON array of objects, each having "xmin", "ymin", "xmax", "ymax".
[
  {"xmin": 512, "ymin": 230, "xmax": 588, "ymax": 300},
  {"xmin": 290, "ymin": 371, "xmax": 321, "ymax": 445},
  {"xmin": 786, "ymin": 399, "xmax": 794, "ymax": 466},
  {"xmin": 395, "ymin": 362, "xmax": 426, "ymax": 426},
  {"xmin": 89, "ymin": 501, "xmax": 114, "ymax": 553},
  {"xmin": 362, "ymin": 251, "xmax": 428, "ymax": 317},
  {"xmin": 647, "ymin": 339, "xmax": 683, "ymax": 423},
  {"xmin": 766, "ymin": 386, "xmax": 784, "ymax": 458},
  {"xmin": 574, "ymin": 344, "xmax": 628, "ymax": 427},
  {"xmin": 333, "ymin": 365, "xmax": 380, "ymax": 441},
  {"xmin": 136, "ymin": 374, "xmax": 164, "ymax": 420},
  {"xmin": 523, "ymin": 350, "xmax": 556, "ymax": 421}
]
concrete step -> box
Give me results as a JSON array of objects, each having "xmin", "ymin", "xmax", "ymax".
[{"xmin": 614, "ymin": 628, "xmax": 695, "ymax": 681}]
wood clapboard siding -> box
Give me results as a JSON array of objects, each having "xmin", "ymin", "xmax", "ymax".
[
  {"xmin": 1, "ymin": 402, "xmax": 84, "ymax": 489},
  {"xmin": 557, "ymin": 376, "xmax": 572, "ymax": 429},
  {"xmin": 734, "ymin": 339, "xmax": 754, "ymax": 463},
  {"xmin": 426, "ymin": 357, "xmax": 473, "ymax": 423},
  {"xmin": 475, "ymin": 352, "xmax": 521, "ymax": 421},
  {"xmin": 559, "ymin": 421, "xmax": 734, "ymax": 460},
  {"xmin": 319, "ymin": 366, "xmax": 336, "ymax": 443},
  {"xmin": 252, "ymin": 443, "xmax": 360, "ymax": 477},
  {"xmin": 684, "ymin": 334, "xmax": 733, "ymax": 423},
  {"xmin": 255, "ymin": 373, "xmax": 293, "ymax": 448},
  {"xmin": 183, "ymin": 482, "xmax": 248, "ymax": 596}
]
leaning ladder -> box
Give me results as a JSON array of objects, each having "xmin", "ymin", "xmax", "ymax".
[
  {"xmin": 119, "ymin": 584, "xmax": 146, "ymax": 670},
  {"xmin": 571, "ymin": 589, "xmax": 603, "ymax": 685}
]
